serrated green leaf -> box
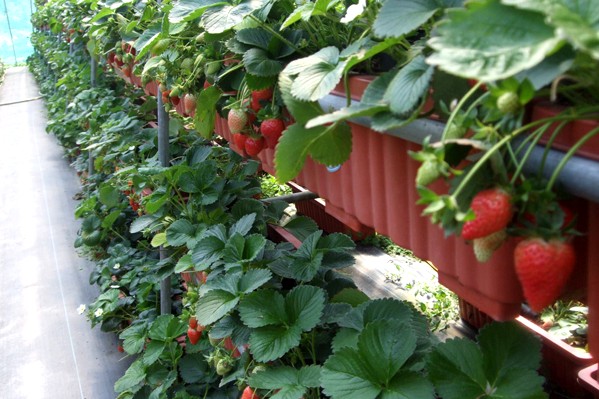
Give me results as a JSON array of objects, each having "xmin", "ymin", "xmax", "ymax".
[
  {"xmin": 503, "ymin": 0, "xmax": 599, "ymax": 60},
  {"xmin": 249, "ymin": 366, "xmax": 321, "ymax": 399},
  {"xmin": 374, "ymin": 0, "xmax": 439, "ymax": 39},
  {"xmin": 202, "ymin": 0, "xmax": 267, "ymax": 34},
  {"xmin": 169, "ymin": 0, "xmax": 225, "ymax": 23},
  {"xmin": 239, "ymin": 289, "xmax": 287, "ymax": 328},
  {"xmin": 99, "ymin": 184, "xmax": 120, "ymax": 207},
  {"xmin": 191, "ymin": 235, "xmax": 226, "ymax": 267},
  {"xmin": 427, "ymin": 0, "xmax": 561, "ymax": 81},
  {"xmin": 179, "ymin": 353, "xmax": 210, "ymax": 384},
  {"xmin": 243, "ymin": 48, "xmax": 284, "ymax": 77},
  {"xmin": 278, "ymin": 71, "xmax": 324, "ymax": 124},
  {"xmin": 322, "ymin": 319, "xmax": 427, "ymax": 399},
  {"xmin": 282, "ymin": 216, "xmax": 319, "ymax": 241},
  {"xmin": 281, "ymin": 4, "xmax": 312, "ymax": 29},
  {"xmin": 236, "ymin": 28, "xmax": 272, "ymax": 49},
  {"xmin": 308, "ymin": 122, "xmax": 352, "ymax": 167},
  {"xmin": 196, "ymin": 290, "xmax": 239, "ymax": 325},
  {"xmin": 286, "ymin": 285, "xmax": 326, "ymax": 330},
  {"xmin": 143, "ymin": 340, "xmax": 166, "ymax": 366},
  {"xmin": 291, "ymin": 48, "xmax": 347, "ymax": 101},
  {"xmin": 321, "ymin": 348, "xmax": 378, "ymax": 399},
  {"xmin": 101, "ymin": 210, "xmax": 121, "ymax": 229},
  {"xmin": 194, "ymin": 86, "xmax": 221, "ymax": 139},
  {"xmin": 427, "ymin": 337, "xmax": 490, "ymax": 398},
  {"xmin": 151, "ymin": 232, "xmax": 167, "ymax": 248},
  {"xmin": 175, "ymin": 254, "xmax": 194, "ymax": 273},
  {"xmin": 229, "ymin": 213, "xmax": 256, "ymax": 236},
  {"xmin": 130, "ymin": 214, "xmax": 160, "ymax": 234},
  {"xmin": 249, "ymin": 324, "xmax": 303, "ymax": 362},
  {"xmin": 114, "ymin": 359, "xmax": 145, "ymax": 393},
  {"xmin": 478, "ymin": 321, "xmax": 542, "ymax": 381},
  {"xmin": 133, "ymin": 25, "xmax": 162, "ymax": 60},
  {"xmin": 144, "ymin": 194, "xmax": 169, "ymax": 214},
  {"xmin": 166, "ymin": 219, "xmax": 195, "ymax": 247},
  {"xmin": 274, "ymin": 123, "xmax": 322, "ymax": 183},
  {"xmin": 238, "ymin": 268, "xmax": 272, "ymax": 293},
  {"xmin": 331, "ymin": 288, "xmax": 370, "ymax": 307},
  {"xmin": 148, "ymin": 314, "xmax": 187, "ymax": 341},
  {"xmin": 120, "ymin": 324, "xmax": 148, "ymax": 354},
  {"xmin": 384, "ymin": 55, "xmax": 434, "ymax": 115}
]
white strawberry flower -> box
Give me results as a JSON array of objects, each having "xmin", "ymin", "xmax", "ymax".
[
  {"xmin": 77, "ymin": 304, "xmax": 86, "ymax": 315},
  {"xmin": 94, "ymin": 308, "xmax": 104, "ymax": 318},
  {"xmin": 340, "ymin": 0, "xmax": 367, "ymax": 24}
]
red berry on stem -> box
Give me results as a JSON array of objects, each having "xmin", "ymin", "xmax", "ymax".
[
  {"xmin": 462, "ymin": 188, "xmax": 513, "ymax": 240},
  {"xmin": 514, "ymin": 237, "xmax": 575, "ymax": 312},
  {"xmin": 187, "ymin": 327, "xmax": 202, "ymax": 345},
  {"xmin": 260, "ymin": 118, "xmax": 285, "ymax": 149},
  {"xmin": 241, "ymin": 386, "xmax": 260, "ymax": 399},
  {"xmin": 245, "ymin": 136, "xmax": 265, "ymax": 157}
]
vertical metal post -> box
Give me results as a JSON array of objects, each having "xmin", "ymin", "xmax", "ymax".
[
  {"xmin": 157, "ymin": 89, "xmax": 171, "ymax": 315},
  {"xmin": 88, "ymin": 56, "xmax": 97, "ymax": 176}
]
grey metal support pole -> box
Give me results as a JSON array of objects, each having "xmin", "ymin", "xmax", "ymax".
[
  {"xmin": 157, "ymin": 89, "xmax": 171, "ymax": 315},
  {"xmin": 88, "ymin": 56, "xmax": 97, "ymax": 177}
]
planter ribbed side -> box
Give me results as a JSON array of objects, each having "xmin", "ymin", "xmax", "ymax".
[
  {"xmin": 517, "ymin": 315, "xmax": 594, "ymax": 398},
  {"xmin": 587, "ymin": 202, "xmax": 599, "ymax": 360}
]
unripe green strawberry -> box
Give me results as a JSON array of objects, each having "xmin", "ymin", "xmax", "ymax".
[
  {"xmin": 181, "ymin": 57, "xmax": 193, "ymax": 72},
  {"xmin": 151, "ymin": 39, "xmax": 170, "ymax": 56},
  {"xmin": 462, "ymin": 188, "xmax": 513, "ymax": 240},
  {"xmin": 216, "ymin": 358, "xmax": 232, "ymax": 375},
  {"xmin": 444, "ymin": 122, "xmax": 466, "ymax": 140},
  {"xmin": 514, "ymin": 237, "xmax": 575, "ymax": 312},
  {"xmin": 473, "ymin": 229, "xmax": 507, "ymax": 263},
  {"xmin": 415, "ymin": 161, "xmax": 440, "ymax": 186},
  {"xmin": 204, "ymin": 61, "xmax": 222, "ymax": 76},
  {"xmin": 227, "ymin": 108, "xmax": 248, "ymax": 134},
  {"xmin": 496, "ymin": 91, "xmax": 520, "ymax": 114}
]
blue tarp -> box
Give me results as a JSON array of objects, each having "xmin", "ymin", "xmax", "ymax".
[{"xmin": 0, "ymin": 0, "xmax": 34, "ymax": 65}]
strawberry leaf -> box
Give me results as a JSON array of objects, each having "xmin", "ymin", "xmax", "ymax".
[
  {"xmin": 384, "ymin": 55, "xmax": 434, "ymax": 115},
  {"xmin": 428, "ymin": 322, "xmax": 546, "ymax": 399},
  {"xmin": 321, "ymin": 319, "xmax": 434, "ymax": 399},
  {"xmin": 427, "ymin": 0, "xmax": 561, "ymax": 81},
  {"xmin": 169, "ymin": 0, "xmax": 225, "ymax": 23},
  {"xmin": 249, "ymin": 366, "xmax": 322, "ymax": 399},
  {"xmin": 373, "ymin": 0, "xmax": 440, "ymax": 39},
  {"xmin": 239, "ymin": 285, "xmax": 325, "ymax": 362}
]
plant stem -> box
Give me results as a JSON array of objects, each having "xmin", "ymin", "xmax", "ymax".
[
  {"xmin": 546, "ymin": 125, "xmax": 599, "ymax": 191},
  {"xmin": 442, "ymin": 81, "xmax": 482, "ymax": 142}
]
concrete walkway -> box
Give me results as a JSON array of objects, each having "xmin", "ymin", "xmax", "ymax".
[{"xmin": 0, "ymin": 67, "xmax": 130, "ymax": 399}]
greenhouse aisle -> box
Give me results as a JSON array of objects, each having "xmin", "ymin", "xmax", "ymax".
[{"xmin": 0, "ymin": 67, "xmax": 130, "ymax": 399}]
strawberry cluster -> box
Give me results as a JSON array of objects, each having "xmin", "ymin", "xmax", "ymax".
[
  {"xmin": 462, "ymin": 187, "xmax": 577, "ymax": 312},
  {"xmin": 227, "ymin": 87, "xmax": 287, "ymax": 158}
]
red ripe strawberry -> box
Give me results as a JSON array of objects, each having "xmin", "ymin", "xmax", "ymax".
[
  {"xmin": 241, "ymin": 387, "xmax": 260, "ymax": 399},
  {"xmin": 187, "ymin": 327, "xmax": 202, "ymax": 345},
  {"xmin": 161, "ymin": 90, "xmax": 171, "ymax": 105},
  {"xmin": 245, "ymin": 136, "xmax": 265, "ymax": 157},
  {"xmin": 260, "ymin": 118, "xmax": 285, "ymax": 149},
  {"xmin": 107, "ymin": 52, "xmax": 116, "ymax": 64},
  {"xmin": 250, "ymin": 88, "xmax": 273, "ymax": 112},
  {"xmin": 514, "ymin": 237, "xmax": 575, "ymax": 312},
  {"xmin": 183, "ymin": 93, "xmax": 197, "ymax": 115},
  {"xmin": 189, "ymin": 317, "xmax": 198, "ymax": 330},
  {"xmin": 228, "ymin": 108, "xmax": 248, "ymax": 134},
  {"xmin": 462, "ymin": 188, "xmax": 513, "ymax": 240},
  {"xmin": 232, "ymin": 133, "xmax": 247, "ymax": 153}
]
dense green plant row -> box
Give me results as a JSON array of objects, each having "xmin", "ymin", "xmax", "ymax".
[
  {"xmin": 0, "ymin": 58, "xmax": 5, "ymax": 85},
  {"xmin": 28, "ymin": 1, "xmax": 560, "ymax": 398}
]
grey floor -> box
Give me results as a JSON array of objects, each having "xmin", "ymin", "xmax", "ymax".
[{"xmin": 0, "ymin": 67, "xmax": 131, "ymax": 399}]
